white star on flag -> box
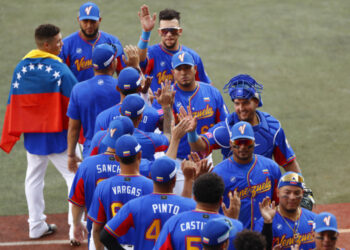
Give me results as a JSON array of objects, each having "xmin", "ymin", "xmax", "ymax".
[
  {"xmin": 53, "ymin": 71, "xmax": 60, "ymax": 79},
  {"xmin": 12, "ymin": 81, "xmax": 19, "ymax": 88},
  {"xmin": 45, "ymin": 65, "xmax": 52, "ymax": 73},
  {"xmin": 29, "ymin": 63, "xmax": 35, "ymax": 70},
  {"xmin": 17, "ymin": 72, "xmax": 21, "ymax": 80},
  {"xmin": 57, "ymin": 79, "xmax": 62, "ymax": 86},
  {"xmin": 21, "ymin": 66, "xmax": 27, "ymax": 74},
  {"xmin": 37, "ymin": 64, "xmax": 43, "ymax": 70}
]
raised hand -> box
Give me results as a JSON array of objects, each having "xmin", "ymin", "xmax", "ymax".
[
  {"xmin": 222, "ymin": 190, "xmax": 241, "ymax": 219},
  {"xmin": 122, "ymin": 45, "xmax": 140, "ymax": 68},
  {"xmin": 178, "ymin": 105, "xmax": 197, "ymax": 132},
  {"xmin": 154, "ymin": 79, "xmax": 175, "ymax": 107},
  {"xmin": 138, "ymin": 4, "xmax": 157, "ymax": 32},
  {"xmin": 259, "ymin": 197, "xmax": 276, "ymax": 224}
]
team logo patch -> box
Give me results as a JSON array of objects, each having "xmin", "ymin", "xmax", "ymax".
[
  {"xmin": 308, "ymin": 220, "xmax": 314, "ymax": 226},
  {"xmin": 203, "ymin": 97, "xmax": 210, "ymax": 102},
  {"xmin": 323, "ymin": 216, "xmax": 331, "ymax": 226},
  {"xmin": 123, "ymin": 151, "xmax": 130, "ymax": 156},
  {"xmin": 156, "ymin": 176, "xmax": 164, "ymax": 182},
  {"xmin": 262, "ymin": 169, "xmax": 269, "ymax": 174},
  {"xmin": 205, "ymin": 132, "xmax": 213, "ymax": 139},
  {"xmin": 230, "ymin": 176, "xmax": 236, "ymax": 183},
  {"xmin": 97, "ymin": 79, "xmax": 104, "ymax": 85},
  {"xmin": 202, "ymin": 237, "xmax": 209, "ymax": 244},
  {"xmin": 277, "ymin": 224, "xmax": 283, "ymax": 230},
  {"xmin": 85, "ymin": 6, "xmax": 93, "ymax": 15},
  {"xmin": 124, "ymin": 110, "xmax": 131, "ymax": 116},
  {"xmin": 178, "ymin": 52, "xmax": 185, "ymax": 62},
  {"xmin": 124, "ymin": 84, "xmax": 131, "ymax": 89},
  {"xmin": 76, "ymin": 48, "xmax": 82, "ymax": 54},
  {"xmin": 238, "ymin": 124, "xmax": 246, "ymax": 135},
  {"xmin": 160, "ymin": 61, "xmax": 165, "ymax": 67}
]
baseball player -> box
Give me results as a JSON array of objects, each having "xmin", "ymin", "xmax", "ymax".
[
  {"xmin": 201, "ymin": 218, "xmax": 239, "ymax": 250},
  {"xmin": 59, "ymin": 2, "xmax": 125, "ymax": 82},
  {"xmin": 154, "ymin": 173, "xmax": 243, "ymax": 250},
  {"xmin": 88, "ymin": 134, "xmax": 153, "ymax": 249},
  {"xmin": 0, "ymin": 24, "xmax": 77, "ymax": 239},
  {"xmin": 100, "ymin": 156, "xmax": 196, "ymax": 250},
  {"xmin": 120, "ymin": 94, "xmax": 170, "ymax": 161},
  {"xmin": 68, "ymin": 117, "xmax": 133, "ymax": 246},
  {"xmin": 138, "ymin": 5, "xmax": 211, "ymax": 93},
  {"xmin": 212, "ymin": 121, "xmax": 281, "ymax": 229},
  {"xmin": 94, "ymin": 67, "xmax": 162, "ymax": 134},
  {"xmin": 67, "ymin": 43, "xmax": 122, "ymax": 170},
  {"xmin": 187, "ymin": 74, "xmax": 301, "ymax": 173},
  {"xmin": 314, "ymin": 212, "xmax": 342, "ymax": 250},
  {"xmin": 158, "ymin": 51, "xmax": 228, "ymax": 195},
  {"xmin": 254, "ymin": 172, "xmax": 316, "ymax": 249}
]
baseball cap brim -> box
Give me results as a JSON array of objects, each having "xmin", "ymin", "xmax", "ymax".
[
  {"xmin": 231, "ymin": 135, "xmax": 255, "ymax": 141},
  {"xmin": 315, "ymin": 226, "xmax": 338, "ymax": 233},
  {"xmin": 173, "ymin": 61, "xmax": 195, "ymax": 69},
  {"xmin": 79, "ymin": 16, "xmax": 100, "ymax": 21}
]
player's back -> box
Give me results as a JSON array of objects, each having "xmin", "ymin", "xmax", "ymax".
[
  {"xmin": 155, "ymin": 210, "xmax": 243, "ymax": 250},
  {"xmin": 105, "ymin": 193, "xmax": 196, "ymax": 250}
]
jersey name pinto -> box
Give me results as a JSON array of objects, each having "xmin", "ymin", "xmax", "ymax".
[
  {"xmin": 88, "ymin": 175, "xmax": 153, "ymax": 244},
  {"xmin": 213, "ymin": 154, "xmax": 281, "ymax": 229},
  {"xmin": 104, "ymin": 193, "xmax": 196, "ymax": 250},
  {"xmin": 59, "ymin": 31, "xmax": 124, "ymax": 82},
  {"xmin": 155, "ymin": 210, "xmax": 243, "ymax": 250},
  {"xmin": 145, "ymin": 44, "xmax": 211, "ymax": 93},
  {"xmin": 254, "ymin": 208, "xmax": 316, "ymax": 250},
  {"xmin": 172, "ymin": 82, "xmax": 228, "ymax": 159}
]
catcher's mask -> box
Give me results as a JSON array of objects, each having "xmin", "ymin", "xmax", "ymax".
[{"xmin": 223, "ymin": 74, "xmax": 263, "ymax": 107}]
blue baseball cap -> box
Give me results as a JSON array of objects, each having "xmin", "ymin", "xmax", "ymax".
[
  {"xmin": 314, "ymin": 212, "xmax": 338, "ymax": 233},
  {"xmin": 230, "ymin": 121, "xmax": 255, "ymax": 141},
  {"xmin": 92, "ymin": 43, "xmax": 123, "ymax": 70},
  {"xmin": 79, "ymin": 2, "xmax": 100, "ymax": 21},
  {"xmin": 172, "ymin": 51, "xmax": 195, "ymax": 69},
  {"xmin": 150, "ymin": 156, "xmax": 177, "ymax": 183},
  {"xmin": 117, "ymin": 67, "xmax": 142, "ymax": 91},
  {"xmin": 278, "ymin": 171, "xmax": 305, "ymax": 189},
  {"xmin": 223, "ymin": 74, "xmax": 263, "ymax": 107},
  {"xmin": 118, "ymin": 116, "xmax": 135, "ymax": 135},
  {"xmin": 121, "ymin": 94, "xmax": 145, "ymax": 118},
  {"xmin": 115, "ymin": 135, "xmax": 141, "ymax": 157},
  {"xmin": 201, "ymin": 217, "xmax": 237, "ymax": 246},
  {"xmin": 101, "ymin": 118, "xmax": 126, "ymax": 148}
]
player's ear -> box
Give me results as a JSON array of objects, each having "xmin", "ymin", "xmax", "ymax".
[
  {"xmin": 178, "ymin": 28, "xmax": 183, "ymax": 36},
  {"xmin": 171, "ymin": 69, "xmax": 174, "ymax": 75},
  {"xmin": 77, "ymin": 16, "xmax": 80, "ymax": 23},
  {"xmin": 98, "ymin": 17, "xmax": 102, "ymax": 23},
  {"xmin": 193, "ymin": 65, "xmax": 197, "ymax": 73}
]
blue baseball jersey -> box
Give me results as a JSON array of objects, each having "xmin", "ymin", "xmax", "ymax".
[
  {"xmin": 134, "ymin": 128, "xmax": 169, "ymax": 161},
  {"xmin": 88, "ymin": 130, "xmax": 107, "ymax": 156},
  {"xmin": 154, "ymin": 210, "xmax": 243, "ymax": 250},
  {"xmin": 213, "ymin": 154, "xmax": 281, "ymax": 229},
  {"xmin": 88, "ymin": 174, "xmax": 153, "ymax": 244},
  {"xmin": 163, "ymin": 82, "xmax": 228, "ymax": 159},
  {"xmin": 104, "ymin": 193, "xmax": 196, "ymax": 250},
  {"xmin": 66, "ymin": 75, "xmax": 120, "ymax": 157},
  {"xmin": 59, "ymin": 31, "xmax": 124, "ymax": 82},
  {"xmin": 143, "ymin": 44, "xmax": 211, "ymax": 93},
  {"xmin": 254, "ymin": 208, "xmax": 316, "ymax": 249},
  {"xmin": 68, "ymin": 153, "xmax": 120, "ymax": 235},
  {"xmin": 202, "ymin": 110, "xmax": 296, "ymax": 167},
  {"xmin": 94, "ymin": 103, "xmax": 161, "ymax": 134}
]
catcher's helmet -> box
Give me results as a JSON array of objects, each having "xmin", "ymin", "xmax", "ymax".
[{"xmin": 223, "ymin": 74, "xmax": 263, "ymax": 107}]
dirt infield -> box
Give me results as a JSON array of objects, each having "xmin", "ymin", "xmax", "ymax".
[{"xmin": 0, "ymin": 203, "xmax": 349, "ymax": 249}]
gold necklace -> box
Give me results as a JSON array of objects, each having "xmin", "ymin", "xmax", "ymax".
[{"xmin": 278, "ymin": 207, "xmax": 301, "ymax": 244}]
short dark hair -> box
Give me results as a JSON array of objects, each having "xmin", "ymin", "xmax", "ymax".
[
  {"xmin": 202, "ymin": 241, "xmax": 227, "ymax": 250},
  {"xmin": 234, "ymin": 230, "xmax": 266, "ymax": 250},
  {"xmin": 118, "ymin": 154, "xmax": 138, "ymax": 165},
  {"xmin": 35, "ymin": 24, "xmax": 60, "ymax": 47},
  {"xmin": 193, "ymin": 173, "xmax": 224, "ymax": 204},
  {"xmin": 159, "ymin": 9, "xmax": 180, "ymax": 22}
]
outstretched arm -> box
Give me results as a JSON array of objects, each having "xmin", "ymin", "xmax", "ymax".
[{"xmin": 138, "ymin": 4, "xmax": 157, "ymax": 62}]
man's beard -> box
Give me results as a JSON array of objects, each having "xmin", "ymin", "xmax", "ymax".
[{"xmin": 81, "ymin": 27, "xmax": 99, "ymax": 39}]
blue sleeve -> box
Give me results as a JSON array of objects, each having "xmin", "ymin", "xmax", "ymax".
[
  {"xmin": 151, "ymin": 133, "xmax": 169, "ymax": 152},
  {"xmin": 273, "ymin": 127, "xmax": 296, "ymax": 167},
  {"xmin": 194, "ymin": 56, "xmax": 211, "ymax": 84},
  {"xmin": 66, "ymin": 87, "xmax": 80, "ymax": 120}
]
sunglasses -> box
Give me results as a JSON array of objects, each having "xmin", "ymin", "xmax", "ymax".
[
  {"xmin": 315, "ymin": 236, "xmax": 338, "ymax": 241},
  {"xmin": 159, "ymin": 27, "xmax": 181, "ymax": 36},
  {"xmin": 232, "ymin": 139, "xmax": 255, "ymax": 149},
  {"xmin": 280, "ymin": 173, "xmax": 304, "ymax": 184}
]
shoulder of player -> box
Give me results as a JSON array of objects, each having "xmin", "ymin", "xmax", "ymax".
[
  {"xmin": 212, "ymin": 158, "xmax": 232, "ymax": 174},
  {"xmin": 181, "ymin": 45, "xmax": 201, "ymax": 58},
  {"xmin": 300, "ymin": 207, "xmax": 316, "ymax": 219},
  {"xmin": 255, "ymin": 154, "xmax": 280, "ymax": 168},
  {"xmin": 197, "ymin": 82, "xmax": 221, "ymax": 94},
  {"xmin": 257, "ymin": 110, "xmax": 282, "ymax": 129},
  {"xmin": 99, "ymin": 31, "xmax": 121, "ymax": 42},
  {"xmin": 62, "ymin": 31, "xmax": 80, "ymax": 43}
]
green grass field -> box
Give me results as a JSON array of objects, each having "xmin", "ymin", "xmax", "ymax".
[{"xmin": 1, "ymin": 0, "xmax": 349, "ymax": 216}]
